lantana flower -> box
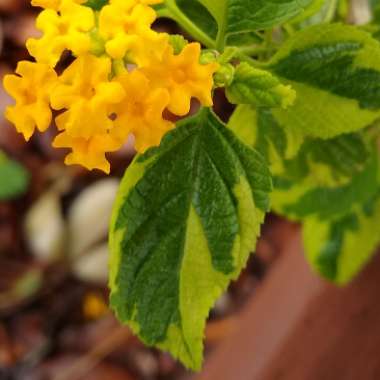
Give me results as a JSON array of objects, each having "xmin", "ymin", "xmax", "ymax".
[
  {"xmin": 112, "ymin": 70, "xmax": 174, "ymax": 152},
  {"xmin": 99, "ymin": 0, "xmax": 168, "ymax": 66},
  {"xmin": 31, "ymin": 0, "xmax": 85, "ymax": 10},
  {"xmin": 3, "ymin": 61, "xmax": 57, "ymax": 140},
  {"xmin": 143, "ymin": 43, "xmax": 219, "ymax": 115},
  {"xmin": 26, "ymin": 0, "xmax": 95, "ymax": 67},
  {"xmin": 4, "ymin": 0, "xmax": 219, "ymax": 173},
  {"xmin": 53, "ymin": 131, "xmax": 122, "ymax": 173},
  {"xmin": 50, "ymin": 55, "xmax": 125, "ymax": 138}
]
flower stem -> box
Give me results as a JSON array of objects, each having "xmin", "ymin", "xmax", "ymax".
[{"xmin": 158, "ymin": 1, "xmax": 216, "ymax": 49}]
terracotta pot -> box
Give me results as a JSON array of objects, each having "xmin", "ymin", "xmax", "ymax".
[{"xmin": 195, "ymin": 229, "xmax": 380, "ymax": 380}]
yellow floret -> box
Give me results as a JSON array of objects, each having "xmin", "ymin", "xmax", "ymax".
[
  {"xmin": 141, "ymin": 0, "xmax": 164, "ymax": 4},
  {"xmin": 53, "ymin": 130, "xmax": 122, "ymax": 173},
  {"xmin": 99, "ymin": 1, "xmax": 168, "ymax": 66},
  {"xmin": 112, "ymin": 70, "xmax": 174, "ymax": 152},
  {"xmin": 31, "ymin": 0, "xmax": 85, "ymax": 10},
  {"xmin": 108, "ymin": 0, "xmax": 164, "ymax": 11},
  {"xmin": 26, "ymin": 0, "xmax": 95, "ymax": 67},
  {"xmin": 4, "ymin": 0, "xmax": 218, "ymax": 173},
  {"xmin": 50, "ymin": 54, "xmax": 125, "ymax": 138},
  {"xmin": 3, "ymin": 61, "xmax": 58, "ymax": 140},
  {"xmin": 143, "ymin": 43, "xmax": 219, "ymax": 116}
]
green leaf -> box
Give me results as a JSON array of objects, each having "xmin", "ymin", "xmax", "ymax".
[
  {"xmin": 368, "ymin": 0, "xmax": 380, "ymax": 39},
  {"xmin": 109, "ymin": 108, "xmax": 272, "ymax": 370},
  {"xmin": 226, "ymin": 31, "xmax": 262, "ymax": 47},
  {"xmin": 84, "ymin": 0, "xmax": 108, "ymax": 10},
  {"xmin": 291, "ymin": 0, "xmax": 338, "ymax": 25},
  {"xmin": 303, "ymin": 193, "xmax": 380, "ymax": 284},
  {"xmin": 266, "ymin": 24, "xmax": 380, "ymax": 139},
  {"xmin": 226, "ymin": 63, "xmax": 296, "ymax": 109},
  {"xmin": 198, "ymin": 0, "xmax": 313, "ymax": 42},
  {"xmin": 271, "ymin": 139, "xmax": 379, "ymax": 221},
  {"xmin": 370, "ymin": 0, "xmax": 380, "ymax": 12},
  {"xmin": 0, "ymin": 152, "xmax": 29, "ymax": 200},
  {"xmin": 175, "ymin": 0, "xmax": 218, "ymax": 39},
  {"xmin": 169, "ymin": 34, "xmax": 188, "ymax": 54},
  {"xmin": 290, "ymin": 0, "xmax": 326, "ymax": 24},
  {"xmin": 227, "ymin": 105, "xmax": 378, "ymax": 222},
  {"xmin": 228, "ymin": 105, "xmax": 304, "ymax": 166},
  {"xmin": 161, "ymin": 0, "xmax": 312, "ymax": 48},
  {"xmin": 155, "ymin": 1, "xmax": 217, "ymax": 48},
  {"xmin": 362, "ymin": 0, "xmax": 380, "ymax": 41}
]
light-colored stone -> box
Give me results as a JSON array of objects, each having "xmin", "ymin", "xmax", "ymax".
[
  {"xmin": 67, "ymin": 178, "xmax": 119, "ymax": 258},
  {"xmin": 24, "ymin": 191, "xmax": 66, "ymax": 263},
  {"xmin": 73, "ymin": 243, "xmax": 110, "ymax": 284}
]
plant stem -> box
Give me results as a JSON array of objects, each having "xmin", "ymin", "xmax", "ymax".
[
  {"xmin": 238, "ymin": 45, "xmax": 276, "ymax": 57},
  {"xmin": 324, "ymin": 0, "xmax": 339, "ymax": 23},
  {"xmin": 158, "ymin": 1, "xmax": 216, "ymax": 49},
  {"xmin": 237, "ymin": 53, "xmax": 263, "ymax": 67},
  {"xmin": 215, "ymin": 8, "xmax": 227, "ymax": 52}
]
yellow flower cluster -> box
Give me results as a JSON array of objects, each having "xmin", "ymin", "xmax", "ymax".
[{"xmin": 4, "ymin": 0, "xmax": 218, "ymax": 173}]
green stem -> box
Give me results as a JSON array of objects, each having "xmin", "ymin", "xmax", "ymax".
[
  {"xmin": 238, "ymin": 45, "xmax": 276, "ymax": 56},
  {"xmin": 158, "ymin": 1, "xmax": 216, "ymax": 49},
  {"xmin": 215, "ymin": 7, "xmax": 227, "ymax": 52},
  {"xmin": 283, "ymin": 23, "xmax": 295, "ymax": 36},
  {"xmin": 324, "ymin": 0, "xmax": 339, "ymax": 23},
  {"xmin": 237, "ymin": 53, "xmax": 263, "ymax": 67}
]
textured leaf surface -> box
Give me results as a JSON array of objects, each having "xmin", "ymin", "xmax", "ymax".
[
  {"xmin": 291, "ymin": 0, "xmax": 338, "ymax": 25},
  {"xmin": 160, "ymin": 0, "xmax": 312, "ymax": 47},
  {"xmin": 303, "ymin": 193, "xmax": 380, "ymax": 284},
  {"xmin": 175, "ymin": 0, "xmax": 218, "ymax": 39},
  {"xmin": 272, "ymin": 147, "xmax": 380, "ymax": 219},
  {"xmin": 290, "ymin": 0, "xmax": 326, "ymax": 24},
  {"xmin": 226, "ymin": 63, "xmax": 296, "ymax": 109},
  {"xmin": 228, "ymin": 105, "xmax": 378, "ymax": 221},
  {"xmin": 228, "ymin": 105, "xmax": 304, "ymax": 166},
  {"xmin": 266, "ymin": 24, "xmax": 380, "ymax": 139},
  {"xmin": 155, "ymin": 1, "xmax": 218, "ymax": 48},
  {"xmin": 198, "ymin": 0, "xmax": 312, "ymax": 38},
  {"xmin": 109, "ymin": 109, "xmax": 271, "ymax": 370},
  {"xmin": 0, "ymin": 152, "xmax": 29, "ymax": 200},
  {"xmin": 271, "ymin": 139, "xmax": 379, "ymax": 221}
]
